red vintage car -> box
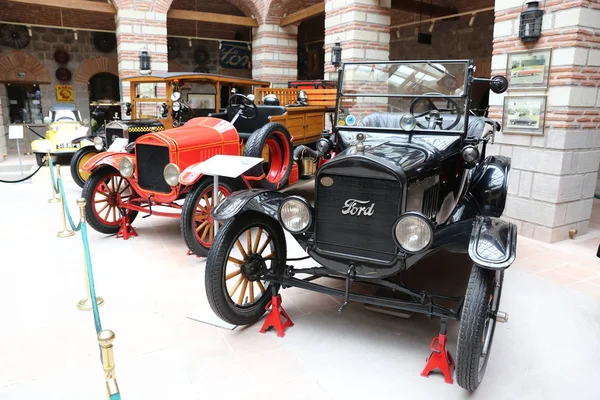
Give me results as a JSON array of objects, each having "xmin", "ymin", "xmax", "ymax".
[{"xmin": 81, "ymin": 93, "xmax": 333, "ymax": 256}]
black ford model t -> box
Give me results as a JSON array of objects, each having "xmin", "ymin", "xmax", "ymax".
[{"xmin": 204, "ymin": 60, "xmax": 516, "ymax": 391}]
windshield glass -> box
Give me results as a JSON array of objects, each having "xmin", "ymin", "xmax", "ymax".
[
  {"xmin": 51, "ymin": 110, "xmax": 80, "ymax": 122},
  {"xmin": 337, "ymin": 61, "xmax": 470, "ymax": 134}
]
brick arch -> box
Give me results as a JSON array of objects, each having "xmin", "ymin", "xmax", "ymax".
[
  {"xmin": 225, "ymin": 0, "xmax": 264, "ymax": 23},
  {"xmin": 75, "ymin": 56, "xmax": 118, "ymax": 84},
  {"xmin": 264, "ymin": 0, "xmax": 323, "ymax": 24},
  {"xmin": 0, "ymin": 50, "xmax": 50, "ymax": 84}
]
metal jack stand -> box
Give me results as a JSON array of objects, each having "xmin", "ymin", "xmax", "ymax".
[
  {"xmin": 115, "ymin": 212, "xmax": 138, "ymax": 240},
  {"xmin": 260, "ymin": 286, "xmax": 294, "ymax": 337},
  {"xmin": 421, "ymin": 318, "xmax": 455, "ymax": 384}
]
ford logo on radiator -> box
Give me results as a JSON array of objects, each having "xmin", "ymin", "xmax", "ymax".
[{"xmin": 341, "ymin": 199, "xmax": 375, "ymax": 216}]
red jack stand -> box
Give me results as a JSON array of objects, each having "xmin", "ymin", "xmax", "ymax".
[
  {"xmin": 259, "ymin": 293, "xmax": 294, "ymax": 337},
  {"xmin": 115, "ymin": 215, "xmax": 138, "ymax": 240},
  {"xmin": 186, "ymin": 249, "xmax": 200, "ymax": 258},
  {"xmin": 421, "ymin": 319, "xmax": 455, "ymax": 384}
]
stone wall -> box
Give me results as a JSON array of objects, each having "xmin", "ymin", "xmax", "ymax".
[
  {"xmin": 489, "ymin": 0, "xmax": 600, "ymax": 242},
  {"xmin": 0, "ymin": 27, "xmax": 117, "ymax": 154}
]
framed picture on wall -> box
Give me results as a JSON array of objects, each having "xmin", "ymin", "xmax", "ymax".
[
  {"xmin": 503, "ymin": 95, "xmax": 547, "ymax": 135},
  {"xmin": 188, "ymin": 93, "xmax": 216, "ymax": 109},
  {"xmin": 506, "ymin": 48, "xmax": 552, "ymax": 89}
]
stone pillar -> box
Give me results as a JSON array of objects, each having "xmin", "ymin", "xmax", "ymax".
[
  {"xmin": 251, "ymin": 24, "xmax": 298, "ymax": 87},
  {"xmin": 115, "ymin": 9, "xmax": 169, "ymax": 102},
  {"xmin": 324, "ymin": 0, "xmax": 391, "ymax": 80},
  {"xmin": 0, "ymin": 88, "xmax": 6, "ymax": 162},
  {"xmin": 489, "ymin": 0, "xmax": 600, "ymax": 242}
]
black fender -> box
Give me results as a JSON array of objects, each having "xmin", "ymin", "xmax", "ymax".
[
  {"xmin": 468, "ymin": 216, "xmax": 517, "ymax": 270},
  {"xmin": 468, "ymin": 155, "xmax": 510, "ymax": 217},
  {"xmin": 211, "ymin": 188, "xmax": 290, "ymax": 222}
]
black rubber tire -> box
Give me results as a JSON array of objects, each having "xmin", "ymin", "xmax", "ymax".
[
  {"xmin": 82, "ymin": 166, "xmax": 138, "ymax": 234},
  {"xmin": 205, "ymin": 211, "xmax": 287, "ymax": 326},
  {"xmin": 456, "ymin": 266, "xmax": 504, "ymax": 391},
  {"xmin": 70, "ymin": 146, "xmax": 100, "ymax": 188},
  {"xmin": 35, "ymin": 153, "xmax": 47, "ymax": 167},
  {"xmin": 243, "ymin": 122, "xmax": 293, "ymax": 190},
  {"xmin": 180, "ymin": 177, "xmax": 236, "ymax": 258}
]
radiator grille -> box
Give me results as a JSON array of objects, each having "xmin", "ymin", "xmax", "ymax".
[
  {"xmin": 136, "ymin": 144, "xmax": 171, "ymax": 193},
  {"xmin": 105, "ymin": 127, "xmax": 124, "ymax": 148},
  {"xmin": 315, "ymin": 174, "xmax": 401, "ymax": 263}
]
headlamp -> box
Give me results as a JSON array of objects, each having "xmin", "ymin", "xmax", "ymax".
[
  {"xmin": 93, "ymin": 136, "xmax": 104, "ymax": 151},
  {"xmin": 278, "ymin": 197, "xmax": 312, "ymax": 233},
  {"xmin": 400, "ymin": 114, "xmax": 417, "ymax": 131},
  {"xmin": 119, "ymin": 157, "xmax": 134, "ymax": 178},
  {"xmin": 172, "ymin": 102, "xmax": 181, "ymax": 112},
  {"xmin": 163, "ymin": 163, "xmax": 180, "ymax": 187},
  {"xmin": 393, "ymin": 213, "xmax": 433, "ymax": 253}
]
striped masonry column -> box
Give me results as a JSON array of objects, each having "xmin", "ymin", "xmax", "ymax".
[
  {"xmin": 324, "ymin": 0, "xmax": 391, "ymax": 80},
  {"xmin": 252, "ymin": 24, "xmax": 298, "ymax": 87},
  {"xmin": 488, "ymin": 0, "xmax": 600, "ymax": 242},
  {"xmin": 115, "ymin": 9, "xmax": 168, "ymax": 107}
]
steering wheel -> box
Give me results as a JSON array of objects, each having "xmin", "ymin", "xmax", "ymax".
[
  {"xmin": 228, "ymin": 93, "xmax": 258, "ymax": 120},
  {"xmin": 409, "ymin": 92, "xmax": 462, "ymax": 130}
]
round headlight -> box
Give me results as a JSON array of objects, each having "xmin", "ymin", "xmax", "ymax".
[
  {"xmin": 163, "ymin": 163, "xmax": 180, "ymax": 187},
  {"xmin": 172, "ymin": 102, "xmax": 181, "ymax": 112},
  {"xmin": 171, "ymin": 92, "xmax": 181, "ymax": 102},
  {"xmin": 393, "ymin": 213, "xmax": 433, "ymax": 253},
  {"xmin": 50, "ymin": 125, "xmax": 58, "ymax": 132},
  {"xmin": 119, "ymin": 157, "xmax": 134, "ymax": 178},
  {"xmin": 93, "ymin": 136, "xmax": 104, "ymax": 151},
  {"xmin": 400, "ymin": 114, "xmax": 417, "ymax": 131},
  {"xmin": 462, "ymin": 145, "xmax": 480, "ymax": 163},
  {"xmin": 279, "ymin": 198, "xmax": 312, "ymax": 233}
]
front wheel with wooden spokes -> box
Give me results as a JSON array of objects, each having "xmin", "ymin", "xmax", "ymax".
[
  {"xmin": 205, "ymin": 211, "xmax": 287, "ymax": 326},
  {"xmin": 181, "ymin": 179, "xmax": 235, "ymax": 257},
  {"xmin": 82, "ymin": 167, "xmax": 138, "ymax": 234}
]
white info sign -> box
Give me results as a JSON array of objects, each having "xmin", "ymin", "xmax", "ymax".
[
  {"xmin": 195, "ymin": 154, "xmax": 263, "ymax": 178},
  {"xmin": 8, "ymin": 125, "xmax": 24, "ymax": 140}
]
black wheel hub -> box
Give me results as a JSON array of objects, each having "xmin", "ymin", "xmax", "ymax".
[{"xmin": 242, "ymin": 253, "xmax": 266, "ymax": 282}]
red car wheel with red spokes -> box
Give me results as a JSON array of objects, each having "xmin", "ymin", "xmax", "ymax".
[
  {"xmin": 82, "ymin": 167, "xmax": 138, "ymax": 234},
  {"xmin": 243, "ymin": 122, "xmax": 293, "ymax": 190},
  {"xmin": 181, "ymin": 178, "xmax": 235, "ymax": 257}
]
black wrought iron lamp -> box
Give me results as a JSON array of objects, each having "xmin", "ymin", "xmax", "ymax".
[
  {"xmin": 139, "ymin": 50, "xmax": 152, "ymax": 75},
  {"xmin": 331, "ymin": 42, "xmax": 342, "ymax": 68},
  {"xmin": 519, "ymin": 1, "xmax": 544, "ymax": 42}
]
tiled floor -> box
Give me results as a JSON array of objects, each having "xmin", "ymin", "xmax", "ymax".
[{"xmin": 0, "ymin": 169, "xmax": 599, "ymax": 400}]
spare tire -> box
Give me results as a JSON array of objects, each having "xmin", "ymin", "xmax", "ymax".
[{"xmin": 243, "ymin": 122, "xmax": 293, "ymax": 190}]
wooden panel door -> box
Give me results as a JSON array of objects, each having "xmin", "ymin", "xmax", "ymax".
[
  {"xmin": 305, "ymin": 112, "xmax": 325, "ymax": 142},
  {"xmin": 286, "ymin": 114, "xmax": 305, "ymax": 143}
]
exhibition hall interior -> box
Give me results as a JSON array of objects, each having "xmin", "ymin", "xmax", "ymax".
[{"xmin": 0, "ymin": 0, "xmax": 599, "ymax": 398}]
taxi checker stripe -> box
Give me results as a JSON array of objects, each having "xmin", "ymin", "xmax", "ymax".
[{"xmin": 127, "ymin": 126, "xmax": 165, "ymax": 133}]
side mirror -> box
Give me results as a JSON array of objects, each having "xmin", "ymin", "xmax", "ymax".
[
  {"xmin": 490, "ymin": 75, "xmax": 509, "ymax": 94},
  {"xmin": 43, "ymin": 116, "xmax": 51, "ymax": 124}
]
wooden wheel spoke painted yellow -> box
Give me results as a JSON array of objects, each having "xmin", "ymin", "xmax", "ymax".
[
  {"xmin": 228, "ymin": 256, "xmax": 245, "ymax": 265},
  {"xmin": 257, "ymin": 236, "xmax": 271, "ymax": 256},
  {"xmin": 252, "ymin": 228, "xmax": 263, "ymax": 254},
  {"xmin": 257, "ymin": 281, "xmax": 265, "ymax": 294},
  {"xmin": 196, "ymin": 220, "xmax": 209, "ymax": 233},
  {"xmin": 246, "ymin": 230, "xmax": 252, "ymax": 255},
  {"xmin": 236, "ymin": 239, "xmax": 248, "ymax": 260},
  {"xmin": 237, "ymin": 278, "xmax": 248, "ymax": 305},
  {"xmin": 229, "ymin": 275, "xmax": 244, "ymax": 297},
  {"xmin": 226, "ymin": 268, "xmax": 241, "ymax": 280},
  {"xmin": 249, "ymin": 281, "xmax": 255, "ymax": 303}
]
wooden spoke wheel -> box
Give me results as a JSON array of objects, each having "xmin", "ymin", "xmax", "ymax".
[
  {"xmin": 205, "ymin": 212, "xmax": 287, "ymax": 326},
  {"xmin": 181, "ymin": 179, "xmax": 235, "ymax": 257},
  {"xmin": 82, "ymin": 167, "xmax": 138, "ymax": 234}
]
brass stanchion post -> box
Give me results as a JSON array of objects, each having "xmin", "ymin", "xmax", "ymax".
[
  {"xmin": 48, "ymin": 151, "xmax": 60, "ymax": 203},
  {"xmin": 98, "ymin": 330, "xmax": 120, "ymax": 398},
  {"xmin": 56, "ymin": 165, "xmax": 75, "ymax": 238},
  {"xmin": 76, "ymin": 198, "xmax": 104, "ymax": 310}
]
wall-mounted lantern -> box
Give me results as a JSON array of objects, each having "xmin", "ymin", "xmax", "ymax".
[
  {"xmin": 139, "ymin": 50, "xmax": 151, "ymax": 75},
  {"xmin": 519, "ymin": 1, "xmax": 544, "ymax": 42},
  {"xmin": 331, "ymin": 42, "xmax": 342, "ymax": 68}
]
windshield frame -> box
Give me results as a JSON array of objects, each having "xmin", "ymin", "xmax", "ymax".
[{"xmin": 335, "ymin": 59, "xmax": 474, "ymax": 138}]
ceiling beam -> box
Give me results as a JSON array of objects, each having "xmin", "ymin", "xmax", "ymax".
[
  {"xmin": 167, "ymin": 10, "xmax": 258, "ymax": 27},
  {"xmin": 8, "ymin": 0, "xmax": 115, "ymax": 14},
  {"xmin": 280, "ymin": 3, "xmax": 325, "ymax": 27},
  {"xmin": 390, "ymin": 0, "xmax": 458, "ymax": 17}
]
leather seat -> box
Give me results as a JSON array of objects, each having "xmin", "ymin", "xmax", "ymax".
[
  {"xmin": 209, "ymin": 105, "xmax": 286, "ymax": 139},
  {"xmin": 356, "ymin": 112, "xmax": 489, "ymax": 139}
]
